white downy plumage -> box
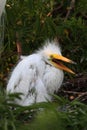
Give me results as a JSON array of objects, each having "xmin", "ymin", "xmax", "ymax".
[{"xmin": 7, "ymin": 40, "xmax": 75, "ymax": 106}]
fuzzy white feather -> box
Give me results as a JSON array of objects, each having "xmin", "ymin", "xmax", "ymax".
[{"xmin": 7, "ymin": 41, "xmax": 64, "ymax": 106}]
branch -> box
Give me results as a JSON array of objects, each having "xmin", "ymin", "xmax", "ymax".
[
  {"xmin": 16, "ymin": 32, "xmax": 22, "ymax": 59},
  {"xmin": 64, "ymin": 0, "xmax": 75, "ymax": 21},
  {"xmin": 47, "ymin": 1, "xmax": 63, "ymax": 17}
]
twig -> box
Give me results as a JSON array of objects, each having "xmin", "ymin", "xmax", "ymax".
[
  {"xmin": 62, "ymin": 90, "xmax": 87, "ymax": 101},
  {"xmin": 63, "ymin": 76, "xmax": 87, "ymax": 86},
  {"xmin": 47, "ymin": 1, "xmax": 63, "ymax": 17},
  {"xmin": 16, "ymin": 32, "xmax": 22, "ymax": 58},
  {"xmin": 64, "ymin": 0, "xmax": 75, "ymax": 21},
  {"xmin": 63, "ymin": 90, "xmax": 80, "ymax": 94},
  {"xmin": 83, "ymin": 14, "xmax": 87, "ymax": 19},
  {"xmin": 76, "ymin": 92, "xmax": 87, "ymax": 100},
  {"xmin": 62, "ymin": 90, "xmax": 87, "ymax": 95},
  {"xmin": 16, "ymin": 41, "xmax": 22, "ymax": 58}
]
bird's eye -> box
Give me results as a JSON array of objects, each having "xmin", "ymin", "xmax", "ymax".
[{"xmin": 50, "ymin": 55, "xmax": 54, "ymax": 59}]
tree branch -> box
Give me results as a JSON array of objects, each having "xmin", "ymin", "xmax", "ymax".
[
  {"xmin": 16, "ymin": 32, "xmax": 22, "ymax": 59},
  {"xmin": 64, "ymin": 0, "xmax": 75, "ymax": 21}
]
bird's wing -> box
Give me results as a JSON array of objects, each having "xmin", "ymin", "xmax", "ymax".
[
  {"xmin": 7, "ymin": 58, "xmax": 39, "ymax": 105},
  {"xmin": 7, "ymin": 56, "xmax": 49, "ymax": 106}
]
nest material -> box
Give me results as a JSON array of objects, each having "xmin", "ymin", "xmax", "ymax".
[{"xmin": 58, "ymin": 73, "xmax": 87, "ymax": 103}]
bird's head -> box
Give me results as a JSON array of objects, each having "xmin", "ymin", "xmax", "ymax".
[
  {"xmin": 39, "ymin": 41, "xmax": 75, "ymax": 74},
  {"xmin": 48, "ymin": 53, "xmax": 75, "ymax": 74}
]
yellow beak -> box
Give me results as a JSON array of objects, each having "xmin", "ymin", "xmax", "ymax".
[{"xmin": 50, "ymin": 54, "xmax": 75, "ymax": 74}]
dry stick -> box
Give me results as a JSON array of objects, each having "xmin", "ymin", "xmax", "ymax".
[
  {"xmin": 16, "ymin": 41, "xmax": 22, "ymax": 58},
  {"xmin": 63, "ymin": 90, "xmax": 87, "ymax": 100},
  {"xmin": 63, "ymin": 75, "xmax": 87, "ymax": 85},
  {"xmin": 63, "ymin": 90, "xmax": 87, "ymax": 95},
  {"xmin": 16, "ymin": 32, "xmax": 22, "ymax": 59},
  {"xmin": 64, "ymin": 0, "xmax": 75, "ymax": 21},
  {"xmin": 83, "ymin": 14, "xmax": 87, "ymax": 19},
  {"xmin": 47, "ymin": 1, "xmax": 63, "ymax": 17},
  {"xmin": 76, "ymin": 92, "xmax": 87, "ymax": 100},
  {"xmin": 41, "ymin": 2, "xmax": 63, "ymax": 24}
]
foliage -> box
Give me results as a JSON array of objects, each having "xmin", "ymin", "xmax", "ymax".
[
  {"xmin": 0, "ymin": 0, "xmax": 87, "ymax": 130},
  {"xmin": 0, "ymin": 92, "xmax": 87, "ymax": 130}
]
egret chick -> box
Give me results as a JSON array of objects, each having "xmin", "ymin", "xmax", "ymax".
[{"xmin": 7, "ymin": 40, "xmax": 75, "ymax": 106}]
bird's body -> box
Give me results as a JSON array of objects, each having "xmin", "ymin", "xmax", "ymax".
[{"xmin": 7, "ymin": 41, "xmax": 74, "ymax": 106}]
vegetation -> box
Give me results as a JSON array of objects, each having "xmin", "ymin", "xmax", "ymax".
[
  {"xmin": 1, "ymin": 92, "xmax": 87, "ymax": 130},
  {"xmin": 0, "ymin": 0, "xmax": 87, "ymax": 129}
]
